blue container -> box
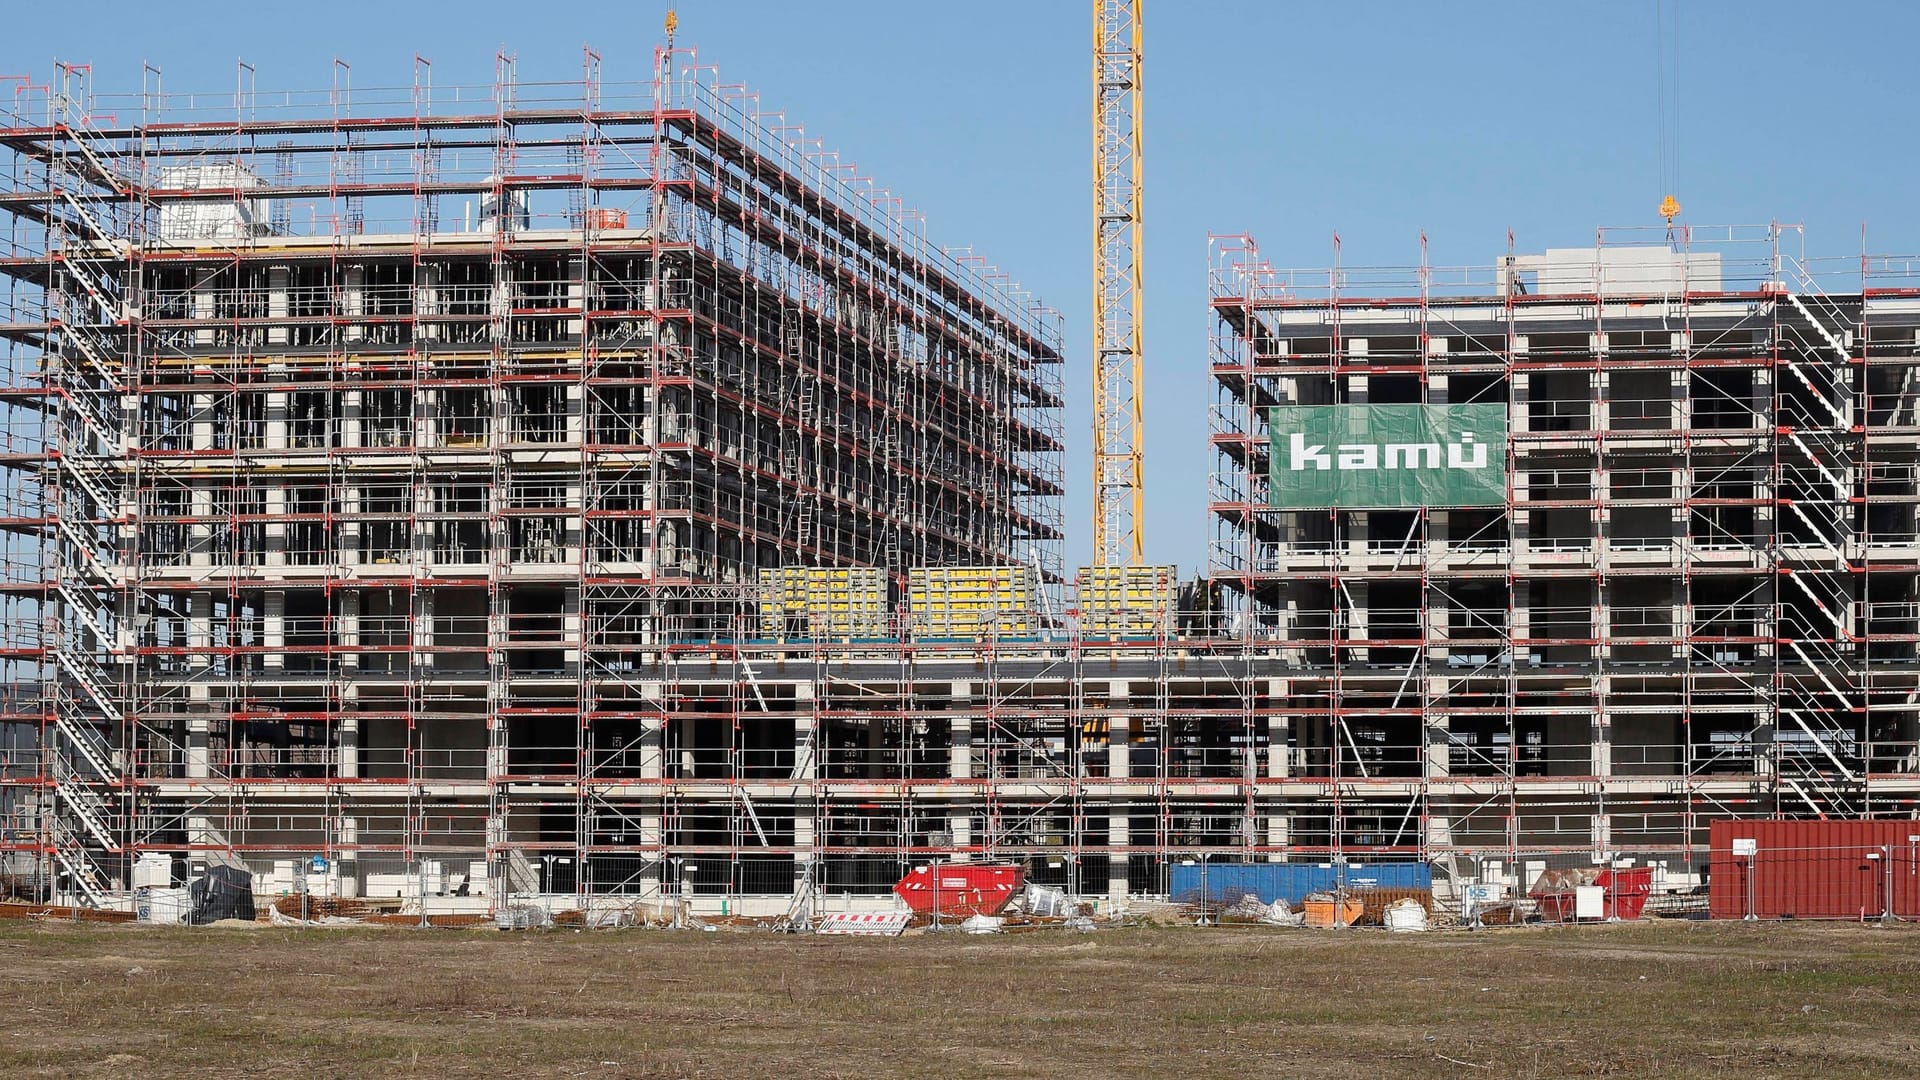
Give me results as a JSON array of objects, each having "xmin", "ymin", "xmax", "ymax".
[{"xmin": 1168, "ymin": 861, "xmax": 1431, "ymax": 904}]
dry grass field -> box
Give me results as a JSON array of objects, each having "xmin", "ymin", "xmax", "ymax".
[{"xmin": 0, "ymin": 918, "xmax": 1915, "ymax": 1079}]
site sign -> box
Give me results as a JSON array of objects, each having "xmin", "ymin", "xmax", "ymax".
[{"xmin": 1267, "ymin": 404, "xmax": 1507, "ymax": 508}]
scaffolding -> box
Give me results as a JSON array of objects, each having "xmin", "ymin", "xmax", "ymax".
[
  {"xmin": 0, "ymin": 49, "xmax": 1067, "ymax": 908},
  {"xmin": 6, "ymin": 52, "xmax": 1917, "ymax": 917},
  {"xmin": 1207, "ymin": 224, "xmax": 1920, "ymax": 894}
]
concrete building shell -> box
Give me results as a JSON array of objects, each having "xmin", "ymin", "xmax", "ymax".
[
  {"xmin": 0, "ymin": 53, "xmax": 1074, "ymax": 911},
  {"xmin": 1205, "ymin": 227, "xmax": 1920, "ymax": 891}
]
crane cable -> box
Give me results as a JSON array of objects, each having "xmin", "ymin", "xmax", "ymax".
[{"xmin": 1656, "ymin": 0, "xmax": 1681, "ymax": 235}]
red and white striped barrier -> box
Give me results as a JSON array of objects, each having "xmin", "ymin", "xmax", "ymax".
[{"xmin": 815, "ymin": 912, "xmax": 912, "ymax": 937}]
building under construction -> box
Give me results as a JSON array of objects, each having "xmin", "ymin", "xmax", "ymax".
[
  {"xmin": 0, "ymin": 51, "xmax": 1078, "ymax": 910},
  {"xmin": 1207, "ymin": 227, "xmax": 1920, "ymax": 880},
  {"xmin": 3, "ymin": 47, "xmax": 1919, "ymax": 917}
]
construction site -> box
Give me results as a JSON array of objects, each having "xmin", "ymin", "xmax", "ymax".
[{"xmin": 0, "ymin": 5, "xmax": 1917, "ymax": 930}]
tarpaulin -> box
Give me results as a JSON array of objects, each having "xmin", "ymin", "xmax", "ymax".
[{"xmin": 1267, "ymin": 403, "xmax": 1507, "ymax": 508}]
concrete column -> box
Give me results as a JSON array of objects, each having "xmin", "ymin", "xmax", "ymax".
[
  {"xmin": 262, "ymin": 590, "xmax": 286, "ymax": 671},
  {"xmin": 566, "ymin": 258, "xmax": 585, "ymax": 338},
  {"xmin": 1265, "ymin": 679, "xmax": 1290, "ymax": 779},
  {"xmin": 1752, "ymin": 366, "xmax": 1773, "ymax": 427},
  {"xmin": 1595, "ymin": 577, "xmax": 1612, "ymax": 666},
  {"xmin": 1426, "ymin": 677, "xmax": 1451, "ymax": 780},
  {"xmin": 415, "ymin": 388, "xmax": 432, "ymax": 450},
  {"xmin": 191, "ymin": 392, "xmax": 215, "ymax": 451},
  {"xmin": 264, "ymin": 486, "xmax": 287, "ymax": 566},
  {"xmin": 337, "ymin": 715, "xmax": 360, "ymax": 779},
  {"xmin": 337, "ymin": 589, "xmax": 361, "ymax": 672},
  {"xmin": 266, "ymin": 266, "xmax": 290, "ymax": 346},
  {"xmin": 640, "ymin": 689, "xmax": 668, "ymax": 779},
  {"xmin": 187, "ymin": 591, "xmax": 213, "ymax": 673},
  {"xmin": 1425, "ymin": 583, "xmax": 1447, "ymax": 666},
  {"xmin": 1512, "ymin": 468, "xmax": 1533, "ymax": 562},
  {"xmin": 948, "ymin": 715, "xmax": 973, "ymax": 779},
  {"xmin": 1670, "ymin": 576, "xmax": 1687, "ymax": 668},
  {"xmin": 1590, "ymin": 332, "xmax": 1607, "ymax": 431},
  {"xmin": 1511, "ymin": 580, "xmax": 1533, "ymax": 662},
  {"xmin": 189, "ymin": 485, "xmax": 214, "ymax": 568},
  {"xmin": 1591, "ymin": 704, "xmax": 1613, "ymax": 780},
  {"xmin": 191, "ymin": 279, "xmax": 216, "ymax": 347},
  {"xmin": 948, "ymin": 715, "xmax": 973, "ymax": 863},
  {"xmin": 640, "ymin": 704, "xmax": 667, "ymax": 899},
  {"xmin": 415, "ymin": 262, "xmax": 442, "ymax": 342},
  {"xmin": 1264, "ymin": 813, "xmax": 1290, "ymax": 862},
  {"xmin": 342, "ymin": 264, "xmax": 366, "ymax": 343},
  {"xmin": 676, "ymin": 714, "xmax": 697, "ymax": 777},
  {"xmin": 185, "ymin": 717, "xmax": 210, "ymax": 780},
  {"xmin": 1347, "ymin": 581, "xmax": 1369, "ymax": 664},
  {"xmin": 789, "ymin": 683, "xmax": 814, "ymax": 900},
  {"xmin": 266, "ymin": 391, "xmax": 288, "ymax": 451},
  {"xmin": 790, "ymin": 809, "xmax": 814, "ymax": 901},
  {"xmin": 343, "ymin": 388, "xmax": 364, "ymax": 449},
  {"xmin": 336, "ymin": 815, "xmax": 359, "ymax": 899},
  {"xmin": 413, "ymin": 590, "xmax": 434, "ymax": 673}
]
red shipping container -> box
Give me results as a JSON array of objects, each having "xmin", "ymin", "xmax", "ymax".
[
  {"xmin": 893, "ymin": 864, "xmax": 1023, "ymax": 917},
  {"xmin": 1709, "ymin": 820, "xmax": 1920, "ymax": 920}
]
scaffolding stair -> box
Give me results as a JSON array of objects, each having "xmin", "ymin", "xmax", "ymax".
[
  {"xmin": 1767, "ymin": 285, "xmax": 1865, "ymax": 821},
  {"xmin": 56, "ymin": 446, "xmax": 120, "ymax": 518},
  {"xmin": 50, "ymin": 110, "xmax": 128, "ymax": 201},
  {"xmin": 50, "ymin": 512, "xmax": 112, "ymax": 582},
  {"xmin": 53, "ymin": 645, "xmax": 122, "ymax": 726},
  {"xmin": 47, "ymin": 819, "xmax": 114, "ymax": 908},
  {"xmin": 52, "ymin": 697, "xmax": 117, "ymax": 779},
  {"xmin": 53, "ymin": 575, "xmax": 114, "ymax": 650},
  {"xmin": 52, "ymin": 756, "xmax": 118, "ymax": 851}
]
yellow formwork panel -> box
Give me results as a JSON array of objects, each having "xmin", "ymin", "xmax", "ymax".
[
  {"xmin": 907, "ymin": 566, "xmax": 1037, "ymax": 640},
  {"xmin": 1075, "ymin": 564, "xmax": 1176, "ymax": 636},
  {"xmin": 757, "ymin": 566, "xmax": 887, "ymax": 638}
]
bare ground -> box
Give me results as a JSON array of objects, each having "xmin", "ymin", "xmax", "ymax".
[{"xmin": 0, "ymin": 918, "xmax": 1916, "ymax": 1079}]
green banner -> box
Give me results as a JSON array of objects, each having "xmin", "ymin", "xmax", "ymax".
[{"xmin": 1267, "ymin": 404, "xmax": 1507, "ymax": 508}]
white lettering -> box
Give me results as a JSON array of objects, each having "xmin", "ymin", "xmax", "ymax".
[
  {"xmin": 1447, "ymin": 432, "xmax": 1487, "ymax": 469},
  {"xmin": 1336, "ymin": 443, "xmax": 1376, "ymax": 470},
  {"xmin": 1286, "ymin": 421, "xmax": 1499, "ymax": 478},
  {"xmin": 1289, "ymin": 433, "xmax": 1329, "ymax": 471},
  {"xmin": 1384, "ymin": 443, "xmax": 1440, "ymax": 469}
]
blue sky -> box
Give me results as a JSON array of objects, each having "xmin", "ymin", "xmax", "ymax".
[{"xmin": 12, "ymin": 1, "xmax": 1918, "ymax": 575}]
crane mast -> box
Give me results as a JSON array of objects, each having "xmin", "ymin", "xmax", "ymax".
[{"xmin": 1092, "ymin": 0, "xmax": 1145, "ymax": 565}]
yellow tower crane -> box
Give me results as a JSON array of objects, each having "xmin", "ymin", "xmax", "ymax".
[{"xmin": 1092, "ymin": 0, "xmax": 1145, "ymax": 565}]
